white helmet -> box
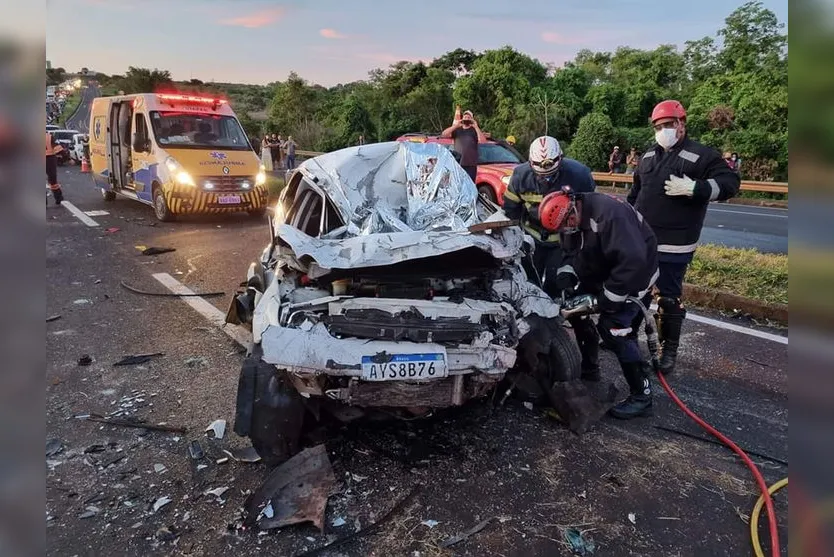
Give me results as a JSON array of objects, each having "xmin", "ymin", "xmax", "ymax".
[{"xmin": 529, "ymin": 136, "xmax": 562, "ymax": 176}]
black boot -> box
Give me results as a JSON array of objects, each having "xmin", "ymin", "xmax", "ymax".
[
  {"xmin": 658, "ymin": 306, "xmax": 685, "ymax": 376},
  {"xmin": 52, "ymin": 187, "xmax": 64, "ymax": 205},
  {"xmin": 609, "ymin": 361, "xmax": 653, "ymax": 419},
  {"xmin": 572, "ymin": 316, "xmax": 600, "ymax": 381}
]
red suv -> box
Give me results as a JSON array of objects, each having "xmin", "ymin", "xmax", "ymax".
[{"xmin": 395, "ymin": 133, "xmax": 524, "ymax": 205}]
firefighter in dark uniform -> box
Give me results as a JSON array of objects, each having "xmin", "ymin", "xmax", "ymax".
[
  {"xmin": 46, "ymin": 131, "xmax": 64, "ymax": 205},
  {"xmin": 627, "ymin": 100, "xmax": 740, "ymax": 375},
  {"xmin": 541, "ymin": 188, "xmax": 660, "ymax": 418},
  {"xmin": 502, "ymin": 136, "xmax": 596, "ymax": 298}
]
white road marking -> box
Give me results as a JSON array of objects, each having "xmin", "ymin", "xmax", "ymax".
[
  {"xmin": 708, "ymin": 208, "xmax": 788, "ymax": 218},
  {"xmin": 650, "ymin": 303, "xmax": 788, "ymax": 345},
  {"xmin": 85, "ymin": 210, "xmax": 109, "ymax": 217},
  {"xmin": 151, "ymin": 273, "xmax": 252, "ymax": 348},
  {"xmin": 62, "ymin": 201, "xmax": 100, "ymax": 227}
]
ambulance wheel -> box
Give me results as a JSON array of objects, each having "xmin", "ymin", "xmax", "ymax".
[
  {"xmin": 153, "ymin": 185, "xmax": 175, "ymax": 222},
  {"xmin": 101, "ymin": 188, "xmax": 116, "ymax": 201}
]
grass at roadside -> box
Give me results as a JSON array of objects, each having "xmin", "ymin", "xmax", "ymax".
[
  {"xmin": 59, "ymin": 91, "xmax": 81, "ymax": 127},
  {"xmin": 688, "ymin": 244, "xmax": 788, "ymax": 306},
  {"xmin": 266, "ymin": 175, "xmax": 285, "ymax": 199}
]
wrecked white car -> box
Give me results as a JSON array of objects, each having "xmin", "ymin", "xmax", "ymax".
[{"xmin": 227, "ymin": 141, "xmax": 599, "ymax": 464}]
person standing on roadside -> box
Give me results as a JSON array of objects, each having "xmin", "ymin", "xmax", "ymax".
[
  {"xmin": 627, "ymin": 100, "xmax": 740, "ymax": 375},
  {"xmin": 441, "ymin": 108, "xmax": 486, "ymax": 183},
  {"xmin": 608, "ymin": 146, "xmax": 624, "ymax": 173},
  {"xmin": 625, "ymin": 147, "xmax": 640, "ymax": 174},
  {"xmin": 284, "ymin": 135, "xmax": 297, "ymax": 170},
  {"xmin": 45, "ymin": 130, "xmax": 64, "ymax": 205}
]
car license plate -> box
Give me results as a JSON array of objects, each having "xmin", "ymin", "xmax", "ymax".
[
  {"xmin": 360, "ymin": 353, "xmax": 447, "ymax": 381},
  {"xmin": 218, "ymin": 194, "xmax": 241, "ymax": 205}
]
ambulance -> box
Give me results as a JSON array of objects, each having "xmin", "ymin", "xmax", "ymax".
[{"xmin": 88, "ymin": 92, "xmax": 268, "ymax": 221}]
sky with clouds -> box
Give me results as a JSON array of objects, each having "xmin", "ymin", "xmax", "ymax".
[{"xmin": 46, "ymin": 0, "xmax": 787, "ymax": 87}]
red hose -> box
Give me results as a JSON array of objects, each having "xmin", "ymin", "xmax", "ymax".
[{"xmin": 655, "ymin": 372, "xmax": 781, "ymax": 557}]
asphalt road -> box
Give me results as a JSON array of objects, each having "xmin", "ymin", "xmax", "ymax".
[
  {"xmin": 46, "ymin": 166, "xmax": 788, "ymax": 556},
  {"xmin": 65, "ymin": 82, "xmax": 99, "ymax": 133}
]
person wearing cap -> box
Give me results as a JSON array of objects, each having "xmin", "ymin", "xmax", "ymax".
[
  {"xmin": 608, "ymin": 146, "xmax": 624, "ymax": 173},
  {"xmin": 540, "ymin": 187, "xmax": 659, "ymax": 418},
  {"xmin": 627, "ymin": 100, "xmax": 740, "ymax": 376},
  {"xmin": 502, "ymin": 136, "xmax": 596, "ymax": 301},
  {"xmin": 441, "ymin": 109, "xmax": 486, "ymax": 182}
]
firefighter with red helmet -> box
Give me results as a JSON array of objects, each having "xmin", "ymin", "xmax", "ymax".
[
  {"xmin": 627, "ymin": 100, "xmax": 740, "ymax": 375},
  {"xmin": 541, "ymin": 187, "xmax": 659, "ymax": 418},
  {"xmin": 502, "ymin": 136, "xmax": 596, "ymax": 297}
]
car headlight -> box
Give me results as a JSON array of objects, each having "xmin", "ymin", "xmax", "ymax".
[
  {"xmin": 501, "ymin": 175, "xmax": 511, "ymax": 185},
  {"xmin": 255, "ymin": 167, "xmax": 266, "ymax": 186}
]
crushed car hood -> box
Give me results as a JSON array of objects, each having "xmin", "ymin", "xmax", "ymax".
[{"xmin": 294, "ymin": 141, "xmax": 478, "ymax": 235}]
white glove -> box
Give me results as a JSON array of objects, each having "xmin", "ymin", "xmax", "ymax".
[{"xmin": 664, "ymin": 174, "xmax": 696, "ymax": 197}]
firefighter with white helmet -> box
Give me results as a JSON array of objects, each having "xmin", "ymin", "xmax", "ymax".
[{"xmin": 502, "ymin": 135, "xmax": 596, "ymax": 310}]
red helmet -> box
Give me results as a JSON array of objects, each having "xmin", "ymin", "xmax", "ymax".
[
  {"xmin": 539, "ymin": 189, "xmax": 575, "ymax": 232},
  {"xmin": 651, "ymin": 100, "xmax": 686, "ymax": 124}
]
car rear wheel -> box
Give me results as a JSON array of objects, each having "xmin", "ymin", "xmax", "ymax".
[{"xmin": 478, "ymin": 184, "xmax": 497, "ymax": 204}]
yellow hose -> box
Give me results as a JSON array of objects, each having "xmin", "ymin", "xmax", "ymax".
[{"xmin": 751, "ymin": 478, "xmax": 788, "ymax": 557}]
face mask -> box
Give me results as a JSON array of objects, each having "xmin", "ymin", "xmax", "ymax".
[{"xmin": 655, "ymin": 127, "xmax": 678, "ymax": 149}]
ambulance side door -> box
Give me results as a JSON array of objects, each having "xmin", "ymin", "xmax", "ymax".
[{"xmin": 130, "ymin": 111, "xmax": 157, "ymax": 203}]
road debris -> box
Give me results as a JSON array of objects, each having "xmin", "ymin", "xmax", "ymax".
[
  {"xmin": 84, "ymin": 415, "xmax": 187, "ymax": 434},
  {"xmin": 120, "ymin": 280, "xmax": 225, "ymax": 298},
  {"xmin": 104, "ymin": 227, "xmax": 120, "ymax": 234},
  {"xmin": 564, "ymin": 528, "xmax": 596, "ymax": 555},
  {"xmin": 628, "ymin": 513, "xmax": 637, "ymax": 525},
  {"xmin": 154, "ymin": 463, "xmax": 167, "ymax": 474},
  {"xmin": 441, "ymin": 516, "xmax": 495, "ymax": 548},
  {"xmin": 77, "ymin": 354, "xmax": 92, "ymax": 366},
  {"xmin": 155, "ymin": 525, "xmax": 179, "ymax": 541},
  {"xmin": 216, "ymin": 457, "xmax": 229, "ymax": 465},
  {"xmin": 153, "ymin": 496, "xmax": 172, "ymax": 513},
  {"xmin": 73, "ymin": 299, "xmax": 92, "ymax": 305},
  {"xmin": 244, "ymin": 444, "xmax": 336, "ymax": 531},
  {"xmin": 205, "ymin": 419, "xmax": 226, "ymax": 440},
  {"xmin": 46, "ymin": 314, "xmax": 62, "ymax": 322},
  {"xmin": 113, "ymin": 353, "xmax": 164, "ymax": 366},
  {"xmin": 186, "ymin": 357, "xmax": 208, "ymax": 368},
  {"xmin": 222, "ymin": 446, "xmax": 261, "ymax": 463},
  {"xmin": 140, "ymin": 246, "xmax": 176, "ymax": 256},
  {"xmin": 421, "ymin": 519, "xmax": 439, "ymax": 528},
  {"xmin": 78, "ymin": 506, "xmax": 101, "ymax": 519},
  {"xmin": 188, "ymin": 440, "xmax": 205, "ymax": 460},
  {"xmin": 295, "ymin": 486, "xmax": 420, "ymax": 557},
  {"xmin": 331, "ymin": 516, "xmax": 346, "ymax": 527},
  {"xmin": 46, "ymin": 438, "xmax": 64, "ymax": 457},
  {"xmin": 205, "ymin": 487, "xmax": 230, "ymax": 499}
]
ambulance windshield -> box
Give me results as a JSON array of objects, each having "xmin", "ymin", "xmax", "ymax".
[{"xmin": 150, "ymin": 111, "xmax": 250, "ymax": 150}]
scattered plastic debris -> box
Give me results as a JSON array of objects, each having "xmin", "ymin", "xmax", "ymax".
[
  {"xmin": 153, "ymin": 496, "xmax": 172, "ymax": 513},
  {"xmin": 77, "ymin": 354, "xmax": 93, "ymax": 366},
  {"xmin": 141, "ymin": 246, "xmax": 176, "ymax": 256},
  {"xmin": 222, "ymin": 446, "xmax": 261, "ymax": 463},
  {"xmin": 188, "ymin": 440, "xmax": 205, "ymax": 460},
  {"xmin": 441, "ymin": 517, "xmax": 495, "ymax": 548},
  {"xmin": 523, "ymin": 401, "xmax": 534, "ymax": 411},
  {"xmin": 46, "ymin": 314, "xmax": 61, "ymax": 322},
  {"xmin": 205, "ymin": 487, "xmax": 230, "ymax": 498},
  {"xmin": 73, "ymin": 299, "xmax": 92, "ymax": 305},
  {"xmin": 564, "ymin": 528, "xmax": 596, "ymax": 555},
  {"xmin": 216, "ymin": 457, "xmax": 229, "ymax": 465},
  {"xmin": 113, "ymin": 353, "xmax": 164, "ymax": 366},
  {"xmin": 154, "ymin": 463, "xmax": 167, "ymax": 474},
  {"xmin": 196, "ymin": 464, "xmax": 208, "ymax": 471},
  {"xmin": 78, "ymin": 506, "xmax": 100, "ymax": 519},
  {"xmin": 104, "ymin": 227, "xmax": 120, "ymax": 234},
  {"xmin": 422, "ymin": 519, "xmax": 439, "ymax": 529},
  {"xmin": 46, "ymin": 438, "xmax": 64, "ymax": 457},
  {"xmin": 628, "ymin": 513, "xmax": 637, "ymax": 525},
  {"xmin": 245, "ymin": 444, "xmax": 336, "ymax": 531},
  {"xmin": 331, "ymin": 517, "xmax": 346, "ymax": 527},
  {"xmin": 205, "ymin": 419, "xmax": 226, "ymax": 440},
  {"xmin": 578, "ymin": 490, "xmax": 587, "ymax": 499}
]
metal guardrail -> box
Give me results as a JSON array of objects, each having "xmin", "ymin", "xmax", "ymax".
[{"xmin": 293, "ymin": 150, "xmax": 788, "ymax": 194}]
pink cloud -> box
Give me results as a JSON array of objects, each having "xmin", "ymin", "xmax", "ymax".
[
  {"xmin": 220, "ymin": 8, "xmax": 286, "ymax": 29},
  {"xmin": 319, "ymin": 28, "xmax": 348, "ymax": 39}
]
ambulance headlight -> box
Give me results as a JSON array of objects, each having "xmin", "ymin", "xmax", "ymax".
[
  {"xmin": 166, "ymin": 157, "xmax": 195, "ymax": 186},
  {"xmin": 256, "ymin": 165, "xmax": 266, "ymax": 186},
  {"xmin": 176, "ymin": 171, "xmax": 195, "ymax": 186}
]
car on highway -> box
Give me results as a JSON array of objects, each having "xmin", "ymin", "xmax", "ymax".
[
  {"xmin": 70, "ymin": 133, "xmax": 89, "ymax": 164},
  {"xmin": 226, "ymin": 141, "xmax": 586, "ymax": 464},
  {"xmin": 396, "ymin": 133, "xmax": 524, "ymax": 204},
  {"xmin": 88, "ymin": 92, "xmax": 268, "ymax": 221}
]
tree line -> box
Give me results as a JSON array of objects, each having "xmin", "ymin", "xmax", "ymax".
[{"xmin": 74, "ymin": 1, "xmax": 787, "ymax": 181}]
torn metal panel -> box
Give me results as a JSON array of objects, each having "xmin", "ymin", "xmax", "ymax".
[
  {"xmin": 276, "ymin": 222, "xmax": 525, "ymax": 278},
  {"xmin": 245, "ymin": 444, "xmax": 336, "ymax": 531},
  {"xmin": 327, "ymin": 297, "xmax": 515, "ymax": 322},
  {"xmin": 290, "ymin": 141, "xmax": 478, "ymax": 236},
  {"xmin": 490, "ymin": 266, "xmax": 562, "ymax": 319},
  {"xmin": 325, "ymin": 374, "xmax": 501, "ymax": 408},
  {"xmin": 260, "ymin": 322, "xmax": 517, "ymax": 376}
]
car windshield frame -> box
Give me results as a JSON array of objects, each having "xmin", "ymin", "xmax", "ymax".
[{"xmin": 149, "ymin": 110, "xmax": 251, "ymax": 151}]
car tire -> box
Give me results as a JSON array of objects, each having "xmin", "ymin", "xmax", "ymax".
[
  {"xmin": 101, "ymin": 188, "xmax": 116, "ymax": 201},
  {"xmin": 516, "ymin": 315, "xmax": 582, "ymax": 385},
  {"xmin": 153, "ymin": 185, "xmax": 175, "ymax": 222},
  {"xmin": 477, "ymin": 184, "xmax": 497, "ymax": 204}
]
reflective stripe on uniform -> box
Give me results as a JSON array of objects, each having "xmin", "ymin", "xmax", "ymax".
[
  {"xmin": 637, "ymin": 268, "xmax": 661, "ymax": 298},
  {"xmin": 557, "ymin": 265, "xmax": 576, "ymax": 277},
  {"xmin": 520, "ymin": 192, "xmax": 544, "ymax": 203},
  {"xmin": 503, "ymin": 189, "xmax": 521, "ymax": 202},
  {"xmin": 658, "ymin": 243, "xmax": 698, "ymax": 254},
  {"xmin": 642, "ymin": 151, "xmax": 655, "ymax": 159},
  {"xmin": 603, "ymin": 287, "xmax": 628, "ymax": 302},
  {"xmin": 522, "ymin": 222, "xmax": 559, "ymax": 244},
  {"xmin": 589, "ymin": 218, "xmax": 598, "ymax": 233},
  {"xmin": 708, "ymin": 178, "xmax": 720, "ymax": 201},
  {"xmin": 678, "ymin": 150, "xmax": 700, "ymax": 163}
]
